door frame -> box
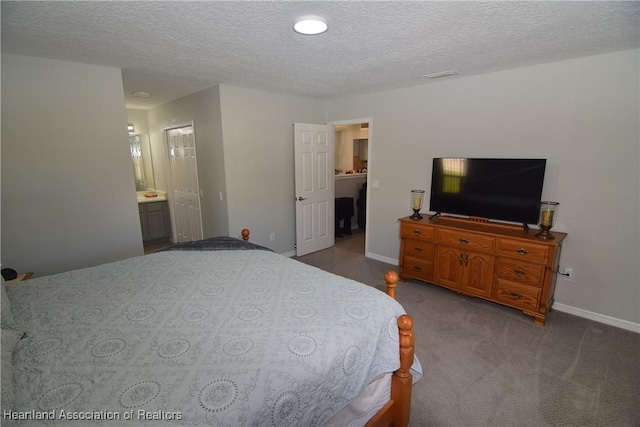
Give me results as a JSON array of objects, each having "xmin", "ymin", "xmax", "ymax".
[
  {"xmin": 328, "ymin": 117, "xmax": 372, "ymax": 256},
  {"xmin": 162, "ymin": 121, "xmax": 203, "ymax": 243}
]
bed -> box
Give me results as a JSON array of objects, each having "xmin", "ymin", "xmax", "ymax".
[{"xmin": 1, "ymin": 230, "xmax": 421, "ymax": 426}]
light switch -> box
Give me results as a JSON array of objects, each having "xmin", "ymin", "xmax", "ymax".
[{"xmin": 372, "ymin": 180, "xmax": 380, "ymax": 189}]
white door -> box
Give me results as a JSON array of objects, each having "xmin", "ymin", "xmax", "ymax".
[
  {"xmin": 166, "ymin": 125, "xmax": 203, "ymax": 243},
  {"xmin": 294, "ymin": 123, "xmax": 334, "ymax": 256}
]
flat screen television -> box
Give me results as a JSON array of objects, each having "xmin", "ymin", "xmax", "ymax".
[{"xmin": 429, "ymin": 158, "xmax": 546, "ymax": 225}]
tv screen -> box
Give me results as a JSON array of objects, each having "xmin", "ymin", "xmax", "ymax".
[{"xmin": 429, "ymin": 158, "xmax": 546, "ymax": 224}]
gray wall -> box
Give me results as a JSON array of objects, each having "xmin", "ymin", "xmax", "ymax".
[
  {"xmin": 1, "ymin": 53, "xmax": 143, "ymax": 276},
  {"xmin": 146, "ymin": 86, "xmax": 229, "ymax": 238},
  {"xmin": 218, "ymin": 84, "xmax": 326, "ymax": 252},
  {"xmin": 326, "ymin": 49, "xmax": 640, "ymax": 325}
]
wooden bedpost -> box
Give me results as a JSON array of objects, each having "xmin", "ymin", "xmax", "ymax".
[
  {"xmin": 382, "ymin": 271, "xmax": 415, "ymax": 427},
  {"xmin": 364, "ymin": 271, "xmax": 416, "ymax": 427},
  {"xmin": 385, "ymin": 270, "xmax": 398, "ymax": 300},
  {"xmin": 392, "ymin": 314, "xmax": 415, "ymax": 427},
  {"xmin": 241, "ymin": 229, "xmax": 250, "ymax": 241}
]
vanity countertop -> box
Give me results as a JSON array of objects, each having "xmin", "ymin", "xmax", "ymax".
[
  {"xmin": 137, "ymin": 191, "xmax": 167, "ymax": 204},
  {"xmin": 335, "ymin": 173, "xmax": 367, "ymax": 181}
]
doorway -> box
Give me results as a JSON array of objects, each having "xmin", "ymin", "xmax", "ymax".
[{"xmin": 330, "ymin": 119, "xmax": 371, "ymax": 256}]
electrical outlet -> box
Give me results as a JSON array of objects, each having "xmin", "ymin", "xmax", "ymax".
[
  {"xmin": 270, "ymin": 232, "xmax": 276, "ymax": 241},
  {"xmin": 563, "ymin": 267, "xmax": 573, "ymax": 281}
]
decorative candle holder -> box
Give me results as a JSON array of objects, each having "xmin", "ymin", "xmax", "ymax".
[
  {"xmin": 536, "ymin": 201, "xmax": 559, "ymax": 240},
  {"xmin": 410, "ymin": 190, "xmax": 425, "ymax": 220}
]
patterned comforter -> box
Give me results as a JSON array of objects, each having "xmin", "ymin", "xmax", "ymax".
[{"xmin": 4, "ymin": 240, "xmax": 417, "ymax": 426}]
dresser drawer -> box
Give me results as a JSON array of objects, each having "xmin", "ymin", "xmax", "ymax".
[
  {"xmin": 402, "ymin": 256, "xmax": 433, "ymax": 282},
  {"xmin": 494, "ymin": 279, "xmax": 540, "ymax": 311},
  {"xmin": 400, "ymin": 222, "xmax": 434, "ymax": 242},
  {"xmin": 403, "ymin": 239, "xmax": 434, "ymax": 260},
  {"xmin": 497, "ymin": 239, "xmax": 549, "ymax": 264},
  {"xmin": 496, "ymin": 259, "xmax": 545, "ymax": 287},
  {"xmin": 435, "ymin": 228, "xmax": 495, "ymax": 253}
]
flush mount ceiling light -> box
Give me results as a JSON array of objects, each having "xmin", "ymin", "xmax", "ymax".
[
  {"xmin": 293, "ymin": 16, "xmax": 328, "ymax": 35},
  {"xmin": 422, "ymin": 70, "xmax": 461, "ymax": 79},
  {"xmin": 131, "ymin": 91, "xmax": 152, "ymax": 98}
]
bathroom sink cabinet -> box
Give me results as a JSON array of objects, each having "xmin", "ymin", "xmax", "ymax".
[{"xmin": 139, "ymin": 201, "xmax": 171, "ymax": 242}]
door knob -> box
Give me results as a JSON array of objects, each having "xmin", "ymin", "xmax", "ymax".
[{"xmin": 297, "ymin": 196, "xmax": 308, "ymax": 201}]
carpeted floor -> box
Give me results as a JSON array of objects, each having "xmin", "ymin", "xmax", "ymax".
[{"xmin": 295, "ymin": 232, "xmax": 640, "ymax": 427}]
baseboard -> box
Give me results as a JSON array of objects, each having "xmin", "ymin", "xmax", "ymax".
[
  {"xmin": 332, "ymin": 248, "xmax": 640, "ymax": 334},
  {"xmin": 553, "ymin": 303, "xmax": 640, "ymax": 333},
  {"xmin": 281, "ymin": 250, "xmax": 297, "ymax": 258},
  {"xmin": 365, "ymin": 252, "xmax": 399, "ymax": 266},
  {"xmin": 362, "ymin": 254, "xmax": 640, "ymax": 334}
]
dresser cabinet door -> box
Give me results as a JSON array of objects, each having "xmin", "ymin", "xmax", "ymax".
[
  {"xmin": 434, "ymin": 246, "xmax": 464, "ymax": 289},
  {"xmin": 460, "ymin": 251, "xmax": 494, "ymax": 298},
  {"xmin": 434, "ymin": 246, "xmax": 494, "ymax": 297}
]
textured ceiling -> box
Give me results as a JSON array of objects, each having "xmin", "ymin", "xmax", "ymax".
[{"xmin": 2, "ymin": 1, "xmax": 639, "ymax": 109}]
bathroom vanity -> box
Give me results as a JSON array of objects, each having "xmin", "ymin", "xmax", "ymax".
[{"xmin": 137, "ymin": 192, "xmax": 171, "ymax": 243}]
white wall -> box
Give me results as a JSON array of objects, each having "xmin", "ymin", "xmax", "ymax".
[
  {"xmin": 146, "ymin": 86, "xmax": 229, "ymax": 238},
  {"xmin": 1, "ymin": 54, "xmax": 143, "ymax": 276},
  {"xmin": 218, "ymin": 85, "xmax": 326, "ymax": 252},
  {"xmin": 326, "ymin": 49, "xmax": 640, "ymax": 326}
]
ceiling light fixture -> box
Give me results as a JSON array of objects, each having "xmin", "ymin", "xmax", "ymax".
[
  {"xmin": 293, "ymin": 16, "xmax": 328, "ymax": 35},
  {"xmin": 131, "ymin": 91, "xmax": 152, "ymax": 98},
  {"xmin": 422, "ymin": 70, "xmax": 461, "ymax": 79}
]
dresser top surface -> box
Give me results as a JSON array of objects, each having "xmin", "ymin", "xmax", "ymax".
[{"xmin": 399, "ymin": 215, "xmax": 567, "ymax": 244}]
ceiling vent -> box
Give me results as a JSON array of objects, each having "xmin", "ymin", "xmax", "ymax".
[{"xmin": 422, "ymin": 70, "xmax": 461, "ymax": 79}]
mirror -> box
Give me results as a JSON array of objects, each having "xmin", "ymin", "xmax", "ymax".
[{"xmin": 130, "ymin": 133, "xmax": 155, "ymax": 190}]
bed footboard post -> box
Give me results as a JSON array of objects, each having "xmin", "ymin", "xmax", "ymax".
[
  {"xmin": 393, "ymin": 314, "xmax": 415, "ymax": 427},
  {"xmin": 241, "ymin": 229, "xmax": 250, "ymax": 241},
  {"xmin": 385, "ymin": 270, "xmax": 398, "ymax": 300}
]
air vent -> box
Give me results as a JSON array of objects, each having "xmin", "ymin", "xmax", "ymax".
[{"xmin": 422, "ymin": 70, "xmax": 461, "ymax": 79}]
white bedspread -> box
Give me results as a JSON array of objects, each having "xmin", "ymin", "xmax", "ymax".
[{"xmin": 5, "ymin": 249, "xmax": 418, "ymax": 426}]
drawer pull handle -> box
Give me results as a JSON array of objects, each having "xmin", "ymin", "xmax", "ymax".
[
  {"xmin": 516, "ymin": 248, "xmax": 528, "ymax": 255},
  {"xmin": 514, "ymin": 269, "xmax": 526, "ymax": 276},
  {"xmin": 412, "ymin": 266, "xmax": 422, "ymax": 272},
  {"xmin": 413, "ymin": 230, "xmax": 422, "ymax": 235},
  {"xmin": 459, "ymin": 237, "xmax": 468, "ymax": 244},
  {"xmin": 459, "ymin": 254, "xmax": 465, "ymax": 265},
  {"xmin": 414, "ymin": 247, "xmax": 423, "ymax": 252},
  {"xmin": 510, "ymin": 292, "xmax": 522, "ymax": 299}
]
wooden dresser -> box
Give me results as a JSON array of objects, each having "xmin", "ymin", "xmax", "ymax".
[{"xmin": 398, "ymin": 215, "xmax": 567, "ymax": 326}]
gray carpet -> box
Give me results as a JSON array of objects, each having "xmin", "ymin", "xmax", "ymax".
[{"xmin": 295, "ymin": 231, "xmax": 640, "ymax": 427}]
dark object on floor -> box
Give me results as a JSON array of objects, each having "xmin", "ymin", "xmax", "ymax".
[
  {"xmin": 335, "ymin": 197, "xmax": 354, "ymax": 237},
  {"xmin": 1, "ymin": 268, "xmax": 18, "ymax": 281}
]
